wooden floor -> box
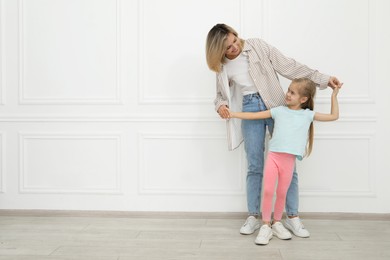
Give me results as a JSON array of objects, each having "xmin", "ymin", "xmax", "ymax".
[{"xmin": 0, "ymin": 211, "xmax": 389, "ymax": 260}]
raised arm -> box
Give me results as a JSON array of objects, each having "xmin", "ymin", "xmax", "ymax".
[
  {"xmin": 314, "ymin": 86, "xmax": 341, "ymax": 122},
  {"xmin": 228, "ymin": 110, "xmax": 272, "ymax": 120}
]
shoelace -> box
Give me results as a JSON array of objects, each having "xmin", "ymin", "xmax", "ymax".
[
  {"xmin": 292, "ymin": 219, "xmax": 305, "ymax": 229},
  {"xmin": 273, "ymin": 223, "xmax": 288, "ymax": 233},
  {"xmin": 244, "ymin": 217, "xmax": 256, "ymax": 226}
]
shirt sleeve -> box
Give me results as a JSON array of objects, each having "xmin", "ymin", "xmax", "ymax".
[
  {"xmin": 257, "ymin": 39, "xmax": 330, "ymax": 90},
  {"xmin": 214, "ymin": 74, "xmax": 229, "ymax": 111}
]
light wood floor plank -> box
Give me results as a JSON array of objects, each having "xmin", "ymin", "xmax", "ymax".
[{"xmin": 0, "ymin": 212, "xmax": 389, "ymax": 260}]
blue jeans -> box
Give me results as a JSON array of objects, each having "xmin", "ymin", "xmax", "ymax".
[{"xmin": 241, "ymin": 93, "xmax": 299, "ymax": 217}]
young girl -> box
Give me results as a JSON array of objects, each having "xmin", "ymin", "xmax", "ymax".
[{"xmin": 228, "ymin": 78, "xmax": 341, "ymax": 245}]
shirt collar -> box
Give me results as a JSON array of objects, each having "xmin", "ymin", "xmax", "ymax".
[{"xmin": 242, "ymin": 40, "xmax": 251, "ymax": 53}]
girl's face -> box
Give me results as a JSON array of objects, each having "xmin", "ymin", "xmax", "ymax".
[
  {"xmin": 285, "ymin": 83, "xmax": 308, "ymax": 108},
  {"xmin": 224, "ymin": 33, "xmax": 241, "ymax": 59}
]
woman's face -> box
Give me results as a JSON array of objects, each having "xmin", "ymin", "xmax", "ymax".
[{"xmin": 224, "ymin": 33, "xmax": 241, "ymax": 59}]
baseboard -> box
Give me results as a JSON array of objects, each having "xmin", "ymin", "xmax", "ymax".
[{"xmin": 0, "ymin": 209, "xmax": 389, "ymax": 220}]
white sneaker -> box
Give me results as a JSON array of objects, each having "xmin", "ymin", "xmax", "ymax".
[
  {"xmin": 255, "ymin": 224, "xmax": 273, "ymax": 245},
  {"xmin": 284, "ymin": 216, "xmax": 310, "ymax": 238},
  {"xmin": 240, "ymin": 216, "xmax": 260, "ymax": 235},
  {"xmin": 272, "ymin": 222, "xmax": 292, "ymax": 240}
]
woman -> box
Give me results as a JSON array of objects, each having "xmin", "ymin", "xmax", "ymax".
[{"xmin": 205, "ymin": 23, "xmax": 342, "ymax": 238}]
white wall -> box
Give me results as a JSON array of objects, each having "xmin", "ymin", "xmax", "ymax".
[{"xmin": 0, "ymin": 0, "xmax": 389, "ymax": 213}]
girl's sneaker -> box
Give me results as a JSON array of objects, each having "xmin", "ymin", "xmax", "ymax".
[{"xmin": 255, "ymin": 224, "xmax": 273, "ymax": 245}]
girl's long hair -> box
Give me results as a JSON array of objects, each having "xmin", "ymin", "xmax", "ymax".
[{"xmin": 293, "ymin": 78, "xmax": 317, "ymax": 157}]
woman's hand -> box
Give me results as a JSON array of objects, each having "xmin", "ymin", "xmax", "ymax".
[
  {"xmin": 217, "ymin": 105, "xmax": 230, "ymax": 119},
  {"xmin": 328, "ymin": 76, "xmax": 343, "ymax": 89}
]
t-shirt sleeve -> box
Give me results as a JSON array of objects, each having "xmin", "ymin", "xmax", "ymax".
[
  {"xmin": 311, "ymin": 110, "xmax": 315, "ymax": 120},
  {"xmin": 306, "ymin": 109, "xmax": 315, "ymax": 121},
  {"xmin": 270, "ymin": 106, "xmax": 280, "ymax": 119}
]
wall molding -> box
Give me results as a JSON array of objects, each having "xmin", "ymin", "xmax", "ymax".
[
  {"xmin": 0, "ymin": 0, "xmax": 5, "ymax": 106},
  {"xmin": 18, "ymin": 0, "xmax": 123, "ymax": 105},
  {"xmin": 262, "ymin": 0, "xmax": 375, "ymax": 104},
  {"xmin": 0, "ymin": 132, "xmax": 5, "ymax": 193},
  {"xmin": 0, "ymin": 114, "xmax": 377, "ymax": 123},
  {"xmin": 137, "ymin": 0, "xmax": 244, "ymax": 105},
  {"xmin": 300, "ymin": 132, "xmax": 376, "ymax": 198},
  {"xmin": 138, "ymin": 132, "xmax": 245, "ymax": 195},
  {"xmin": 18, "ymin": 132, "xmax": 122, "ymax": 194}
]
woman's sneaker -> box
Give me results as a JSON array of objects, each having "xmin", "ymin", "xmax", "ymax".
[
  {"xmin": 284, "ymin": 216, "xmax": 310, "ymax": 238},
  {"xmin": 255, "ymin": 224, "xmax": 273, "ymax": 245},
  {"xmin": 271, "ymin": 222, "xmax": 292, "ymax": 240},
  {"xmin": 240, "ymin": 216, "xmax": 260, "ymax": 235}
]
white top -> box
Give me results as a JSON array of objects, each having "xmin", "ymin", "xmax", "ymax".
[{"xmin": 224, "ymin": 53, "xmax": 258, "ymax": 96}]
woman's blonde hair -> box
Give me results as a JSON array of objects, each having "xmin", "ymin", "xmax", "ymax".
[
  {"xmin": 292, "ymin": 78, "xmax": 317, "ymax": 157},
  {"xmin": 205, "ymin": 24, "xmax": 244, "ymax": 73}
]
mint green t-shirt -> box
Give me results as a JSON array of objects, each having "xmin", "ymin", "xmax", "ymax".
[{"xmin": 269, "ymin": 106, "xmax": 315, "ymax": 160}]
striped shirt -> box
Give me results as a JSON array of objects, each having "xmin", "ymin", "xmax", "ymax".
[{"xmin": 214, "ymin": 38, "xmax": 330, "ymax": 150}]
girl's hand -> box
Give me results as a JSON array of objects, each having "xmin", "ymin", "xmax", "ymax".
[{"xmin": 332, "ymin": 85, "xmax": 341, "ymax": 96}]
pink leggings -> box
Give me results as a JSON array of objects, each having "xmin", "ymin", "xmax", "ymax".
[{"xmin": 262, "ymin": 152, "xmax": 296, "ymax": 222}]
